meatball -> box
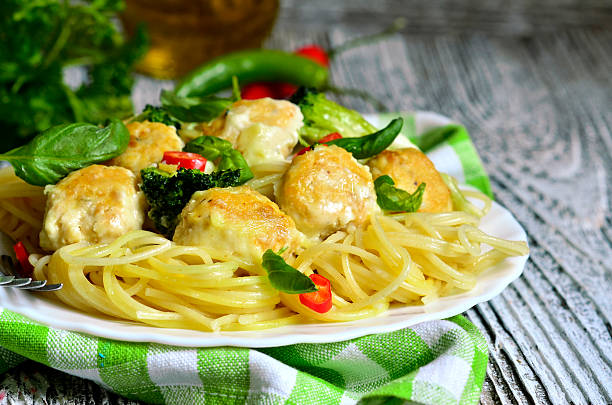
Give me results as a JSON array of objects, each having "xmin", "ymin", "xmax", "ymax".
[
  {"xmin": 173, "ymin": 186, "xmax": 302, "ymax": 264},
  {"xmin": 275, "ymin": 145, "xmax": 379, "ymax": 239},
  {"xmin": 367, "ymin": 148, "xmax": 452, "ymax": 213},
  {"xmin": 39, "ymin": 165, "xmax": 146, "ymax": 251},
  {"xmin": 199, "ymin": 98, "xmax": 303, "ymax": 166},
  {"xmin": 107, "ymin": 121, "xmax": 184, "ymax": 175}
]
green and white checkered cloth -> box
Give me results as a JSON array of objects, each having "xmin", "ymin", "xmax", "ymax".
[{"xmin": 0, "ymin": 113, "xmax": 493, "ymax": 405}]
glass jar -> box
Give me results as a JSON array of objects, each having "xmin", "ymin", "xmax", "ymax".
[{"xmin": 121, "ymin": 0, "xmax": 279, "ymax": 79}]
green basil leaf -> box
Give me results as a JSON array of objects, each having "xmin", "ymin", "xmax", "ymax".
[
  {"xmin": 184, "ymin": 135, "xmax": 253, "ymax": 185},
  {"xmin": 160, "ymin": 90, "xmax": 232, "ymax": 123},
  {"xmin": 134, "ymin": 105, "xmax": 182, "ymax": 129},
  {"xmin": 374, "ymin": 175, "xmax": 426, "ymax": 212},
  {"xmin": 0, "ymin": 119, "xmax": 129, "ymax": 186},
  {"xmin": 216, "ymin": 149, "xmax": 254, "ymax": 185},
  {"xmin": 326, "ymin": 117, "xmax": 403, "ymax": 159},
  {"xmin": 184, "ymin": 135, "xmax": 234, "ymax": 161},
  {"xmin": 261, "ymin": 250, "xmax": 317, "ymax": 294}
]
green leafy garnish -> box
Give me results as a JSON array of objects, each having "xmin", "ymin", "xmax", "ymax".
[
  {"xmin": 0, "ymin": 0, "xmax": 148, "ymax": 151},
  {"xmin": 374, "ymin": 175, "xmax": 426, "ymax": 212},
  {"xmin": 184, "ymin": 136, "xmax": 254, "ymax": 185},
  {"xmin": 290, "ymin": 87, "xmax": 378, "ymax": 145},
  {"xmin": 160, "ymin": 90, "xmax": 233, "ymax": 123},
  {"xmin": 140, "ymin": 167, "xmax": 241, "ymax": 238},
  {"xmin": 0, "ymin": 119, "xmax": 129, "ymax": 186},
  {"xmin": 326, "ymin": 118, "xmax": 403, "ymax": 159},
  {"xmin": 132, "ymin": 105, "xmax": 182, "ymax": 129},
  {"xmin": 261, "ymin": 250, "xmax": 317, "ymax": 294}
]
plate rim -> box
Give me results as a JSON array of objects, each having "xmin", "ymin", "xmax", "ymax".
[
  {"xmin": 0, "ymin": 110, "xmax": 529, "ymax": 348},
  {"xmin": 0, "ymin": 199, "xmax": 528, "ymax": 348}
]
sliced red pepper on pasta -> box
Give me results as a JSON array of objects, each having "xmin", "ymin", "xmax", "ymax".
[
  {"xmin": 13, "ymin": 241, "xmax": 33, "ymax": 277},
  {"xmin": 295, "ymin": 132, "xmax": 343, "ymax": 156},
  {"xmin": 162, "ymin": 151, "xmax": 207, "ymax": 171},
  {"xmin": 299, "ymin": 273, "xmax": 332, "ymax": 313}
]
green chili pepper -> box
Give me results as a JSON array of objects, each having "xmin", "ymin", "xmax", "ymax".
[{"xmin": 175, "ymin": 50, "xmax": 329, "ymax": 97}]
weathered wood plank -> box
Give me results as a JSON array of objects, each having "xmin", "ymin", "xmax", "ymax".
[
  {"xmin": 277, "ymin": 0, "xmax": 612, "ymax": 36},
  {"xmin": 2, "ymin": 18, "xmax": 611, "ymax": 405}
]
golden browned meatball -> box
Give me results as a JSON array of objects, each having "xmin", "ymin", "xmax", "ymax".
[
  {"xmin": 197, "ymin": 98, "xmax": 303, "ymax": 166},
  {"xmin": 275, "ymin": 145, "xmax": 379, "ymax": 239},
  {"xmin": 173, "ymin": 186, "xmax": 302, "ymax": 264},
  {"xmin": 39, "ymin": 165, "xmax": 146, "ymax": 251},
  {"xmin": 107, "ymin": 121, "xmax": 184, "ymax": 175},
  {"xmin": 367, "ymin": 148, "xmax": 452, "ymax": 212}
]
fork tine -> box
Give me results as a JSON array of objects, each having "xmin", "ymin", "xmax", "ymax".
[
  {"xmin": 15, "ymin": 280, "xmax": 47, "ymax": 289},
  {"xmin": 30, "ymin": 283, "xmax": 62, "ymax": 292},
  {"xmin": 0, "ymin": 245, "xmax": 63, "ymax": 291},
  {"xmin": 33, "ymin": 283, "xmax": 63, "ymax": 291},
  {"xmin": 0, "ymin": 275, "xmax": 15, "ymax": 284},
  {"xmin": 1, "ymin": 278, "xmax": 32, "ymax": 287}
]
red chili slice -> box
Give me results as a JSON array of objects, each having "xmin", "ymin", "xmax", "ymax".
[
  {"xmin": 295, "ymin": 132, "xmax": 343, "ymax": 156},
  {"xmin": 240, "ymin": 44, "xmax": 329, "ymax": 100},
  {"xmin": 295, "ymin": 45, "xmax": 330, "ymax": 67},
  {"xmin": 242, "ymin": 82, "xmax": 277, "ymax": 100},
  {"xmin": 299, "ymin": 273, "xmax": 332, "ymax": 313},
  {"xmin": 162, "ymin": 151, "xmax": 207, "ymax": 171},
  {"xmin": 13, "ymin": 241, "xmax": 33, "ymax": 277}
]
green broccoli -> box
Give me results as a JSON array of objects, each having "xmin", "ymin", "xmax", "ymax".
[
  {"xmin": 289, "ymin": 87, "xmax": 377, "ymax": 145},
  {"xmin": 140, "ymin": 167, "xmax": 240, "ymax": 238},
  {"xmin": 132, "ymin": 105, "xmax": 182, "ymax": 129}
]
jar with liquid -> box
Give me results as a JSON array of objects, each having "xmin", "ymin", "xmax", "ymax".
[{"xmin": 121, "ymin": 0, "xmax": 279, "ymax": 79}]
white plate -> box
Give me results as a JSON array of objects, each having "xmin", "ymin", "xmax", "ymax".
[
  {"xmin": 0, "ymin": 111, "xmax": 529, "ymax": 348},
  {"xmin": 0, "ymin": 199, "xmax": 528, "ymax": 348}
]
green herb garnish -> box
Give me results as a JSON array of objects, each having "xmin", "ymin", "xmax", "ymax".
[
  {"xmin": 261, "ymin": 250, "xmax": 317, "ymax": 294},
  {"xmin": 0, "ymin": 119, "xmax": 130, "ymax": 186},
  {"xmin": 374, "ymin": 175, "xmax": 426, "ymax": 212}
]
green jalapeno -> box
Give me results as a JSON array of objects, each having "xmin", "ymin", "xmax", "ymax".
[{"xmin": 175, "ymin": 50, "xmax": 329, "ymax": 97}]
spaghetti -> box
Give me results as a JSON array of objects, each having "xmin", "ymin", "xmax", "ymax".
[{"xmin": 0, "ymin": 166, "xmax": 528, "ymax": 332}]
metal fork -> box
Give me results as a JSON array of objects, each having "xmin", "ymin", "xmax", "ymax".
[{"xmin": 0, "ymin": 254, "xmax": 62, "ymax": 291}]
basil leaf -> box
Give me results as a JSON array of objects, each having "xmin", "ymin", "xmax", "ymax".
[
  {"xmin": 160, "ymin": 90, "xmax": 232, "ymax": 123},
  {"xmin": 374, "ymin": 175, "xmax": 426, "ymax": 212},
  {"xmin": 326, "ymin": 118, "xmax": 403, "ymax": 159},
  {"xmin": 184, "ymin": 135, "xmax": 234, "ymax": 161},
  {"xmin": 217, "ymin": 149, "xmax": 254, "ymax": 185},
  {"xmin": 0, "ymin": 119, "xmax": 129, "ymax": 186},
  {"xmin": 134, "ymin": 105, "xmax": 182, "ymax": 129},
  {"xmin": 261, "ymin": 250, "xmax": 317, "ymax": 294},
  {"xmin": 185, "ymin": 136, "xmax": 253, "ymax": 185}
]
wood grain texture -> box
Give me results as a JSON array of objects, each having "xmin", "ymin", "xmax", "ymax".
[
  {"xmin": 1, "ymin": 6, "xmax": 611, "ymax": 404},
  {"xmin": 277, "ymin": 0, "xmax": 612, "ymax": 35}
]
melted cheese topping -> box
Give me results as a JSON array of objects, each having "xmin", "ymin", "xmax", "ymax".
[
  {"xmin": 276, "ymin": 145, "xmax": 379, "ymax": 239},
  {"xmin": 108, "ymin": 121, "xmax": 184, "ymax": 175},
  {"xmin": 173, "ymin": 186, "xmax": 303, "ymax": 264},
  {"xmin": 203, "ymin": 98, "xmax": 303, "ymax": 166},
  {"xmin": 39, "ymin": 165, "xmax": 146, "ymax": 251}
]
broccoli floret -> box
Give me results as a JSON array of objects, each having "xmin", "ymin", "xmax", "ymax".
[
  {"xmin": 140, "ymin": 167, "xmax": 240, "ymax": 238},
  {"xmin": 134, "ymin": 105, "xmax": 182, "ymax": 129},
  {"xmin": 289, "ymin": 87, "xmax": 377, "ymax": 145}
]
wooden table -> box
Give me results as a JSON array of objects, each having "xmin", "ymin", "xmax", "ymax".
[{"xmin": 2, "ymin": 2, "xmax": 611, "ymax": 403}]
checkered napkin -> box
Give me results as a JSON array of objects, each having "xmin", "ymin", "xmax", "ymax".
[{"xmin": 0, "ymin": 113, "xmax": 493, "ymax": 404}]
